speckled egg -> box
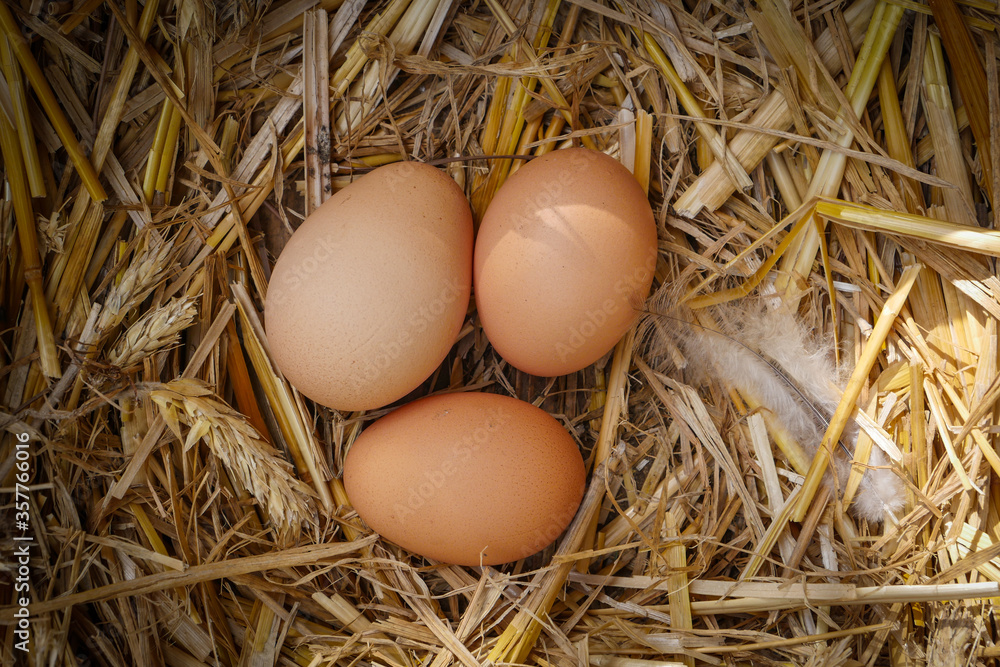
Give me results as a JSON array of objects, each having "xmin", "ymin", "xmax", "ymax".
[
  {"xmin": 474, "ymin": 148, "xmax": 657, "ymax": 376},
  {"xmin": 265, "ymin": 162, "xmax": 473, "ymax": 411},
  {"xmin": 343, "ymin": 392, "xmax": 586, "ymax": 566}
]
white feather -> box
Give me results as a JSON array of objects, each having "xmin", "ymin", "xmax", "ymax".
[{"xmin": 641, "ymin": 293, "xmax": 905, "ymax": 522}]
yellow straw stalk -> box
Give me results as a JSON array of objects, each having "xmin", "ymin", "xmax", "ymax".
[
  {"xmin": 925, "ymin": 0, "xmax": 994, "ymax": 205},
  {"xmin": 0, "ymin": 0, "xmax": 105, "ymax": 201},
  {"xmin": 0, "ymin": 111, "xmax": 60, "ymax": 377}
]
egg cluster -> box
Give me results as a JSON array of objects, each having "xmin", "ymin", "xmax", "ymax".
[{"xmin": 265, "ymin": 148, "xmax": 657, "ymax": 565}]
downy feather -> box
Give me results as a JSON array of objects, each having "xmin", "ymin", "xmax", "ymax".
[{"xmin": 641, "ymin": 290, "xmax": 905, "ymax": 522}]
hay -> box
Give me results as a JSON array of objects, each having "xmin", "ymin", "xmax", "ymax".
[{"xmin": 2, "ymin": 0, "xmax": 1000, "ymax": 664}]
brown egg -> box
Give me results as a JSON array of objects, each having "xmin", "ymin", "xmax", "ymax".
[
  {"xmin": 343, "ymin": 392, "xmax": 586, "ymax": 566},
  {"xmin": 474, "ymin": 148, "xmax": 657, "ymax": 376},
  {"xmin": 265, "ymin": 162, "xmax": 473, "ymax": 411}
]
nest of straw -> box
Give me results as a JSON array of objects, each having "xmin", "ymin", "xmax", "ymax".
[{"xmin": 2, "ymin": 0, "xmax": 1000, "ymax": 664}]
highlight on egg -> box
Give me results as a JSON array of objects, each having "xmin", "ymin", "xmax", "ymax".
[
  {"xmin": 473, "ymin": 147, "xmax": 658, "ymax": 377},
  {"xmin": 265, "ymin": 161, "xmax": 473, "ymax": 412},
  {"xmin": 343, "ymin": 392, "xmax": 587, "ymax": 566}
]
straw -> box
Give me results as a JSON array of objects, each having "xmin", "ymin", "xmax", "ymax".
[
  {"xmin": 0, "ymin": 34, "xmax": 44, "ymax": 197},
  {"xmin": 922, "ymin": 32, "xmax": 978, "ymax": 225},
  {"xmin": 925, "ymin": 0, "xmax": 995, "ymax": 206},
  {"xmin": 0, "ymin": 0, "xmax": 105, "ymax": 201},
  {"xmin": 303, "ymin": 8, "xmax": 332, "ymax": 215},
  {"xmin": 0, "ymin": 109, "xmax": 60, "ymax": 378},
  {"xmin": 816, "ymin": 198, "xmax": 1000, "ymax": 255}
]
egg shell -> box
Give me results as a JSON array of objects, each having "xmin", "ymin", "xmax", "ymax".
[
  {"xmin": 474, "ymin": 148, "xmax": 657, "ymax": 376},
  {"xmin": 265, "ymin": 162, "xmax": 473, "ymax": 411},
  {"xmin": 343, "ymin": 392, "xmax": 586, "ymax": 566}
]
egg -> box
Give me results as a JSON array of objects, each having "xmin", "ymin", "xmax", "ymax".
[
  {"xmin": 343, "ymin": 392, "xmax": 586, "ymax": 566},
  {"xmin": 265, "ymin": 162, "xmax": 473, "ymax": 411},
  {"xmin": 474, "ymin": 148, "xmax": 658, "ymax": 376}
]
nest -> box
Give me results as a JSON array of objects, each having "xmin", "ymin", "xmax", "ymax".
[{"xmin": 2, "ymin": 0, "xmax": 1000, "ymax": 664}]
